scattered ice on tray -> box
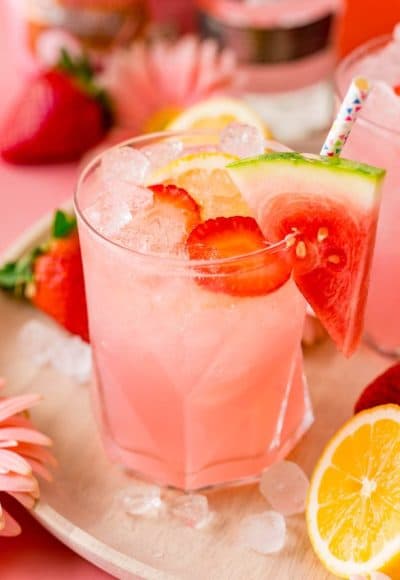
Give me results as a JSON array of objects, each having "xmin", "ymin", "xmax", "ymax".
[
  {"xmin": 238, "ymin": 511, "xmax": 286, "ymax": 554},
  {"xmin": 51, "ymin": 335, "xmax": 92, "ymax": 384},
  {"xmin": 18, "ymin": 318, "xmax": 56, "ymax": 366},
  {"xmin": 118, "ymin": 483, "xmax": 162, "ymax": 517},
  {"xmin": 18, "ymin": 319, "xmax": 92, "ymax": 384},
  {"xmin": 169, "ymin": 493, "xmax": 212, "ymax": 528},
  {"xmin": 142, "ymin": 139, "xmax": 184, "ymax": 172},
  {"xmin": 220, "ymin": 123, "xmax": 265, "ymax": 158},
  {"xmin": 259, "ymin": 460, "xmax": 309, "ymax": 516},
  {"xmin": 101, "ymin": 146, "xmax": 151, "ymax": 194}
]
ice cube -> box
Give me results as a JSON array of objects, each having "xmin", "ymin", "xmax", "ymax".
[
  {"xmin": 142, "ymin": 140, "xmax": 184, "ymax": 172},
  {"xmin": 118, "ymin": 484, "xmax": 162, "ymax": 516},
  {"xmin": 259, "ymin": 461, "xmax": 309, "ymax": 516},
  {"xmin": 101, "ymin": 146, "xmax": 151, "ymax": 193},
  {"xmin": 127, "ymin": 185, "xmax": 154, "ymax": 212},
  {"xmin": 169, "ymin": 494, "xmax": 211, "ymax": 528},
  {"xmin": 115, "ymin": 204, "xmax": 188, "ymax": 256},
  {"xmin": 238, "ymin": 511, "xmax": 286, "ymax": 554},
  {"xmin": 18, "ymin": 320, "xmax": 60, "ymax": 367},
  {"xmin": 84, "ymin": 195, "xmax": 132, "ymax": 237},
  {"xmin": 370, "ymin": 573, "xmax": 392, "ymax": 580},
  {"xmin": 220, "ymin": 123, "xmax": 265, "ymax": 158},
  {"xmin": 51, "ymin": 336, "xmax": 92, "ymax": 384}
]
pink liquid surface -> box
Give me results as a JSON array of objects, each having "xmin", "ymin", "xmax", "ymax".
[{"xmin": 76, "ymin": 139, "xmax": 311, "ymax": 490}]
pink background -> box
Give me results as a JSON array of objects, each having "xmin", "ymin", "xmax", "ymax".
[{"xmin": 0, "ymin": 3, "xmax": 111, "ymax": 578}]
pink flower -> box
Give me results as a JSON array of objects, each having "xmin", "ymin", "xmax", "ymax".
[
  {"xmin": 0, "ymin": 379, "xmax": 55, "ymax": 537},
  {"xmin": 99, "ymin": 35, "xmax": 237, "ymax": 132}
]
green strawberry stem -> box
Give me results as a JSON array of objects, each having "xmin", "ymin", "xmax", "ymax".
[{"xmin": 57, "ymin": 49, "xmax": 113, "ymax": 129}]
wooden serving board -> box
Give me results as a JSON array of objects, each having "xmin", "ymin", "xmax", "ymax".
[{"xmin": 0, "ymin": 213, "xmax": 392, "ymax": 580}]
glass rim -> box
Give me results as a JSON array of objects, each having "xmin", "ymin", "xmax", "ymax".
[
  {"xmin": 334, "ymin": 33, "xmax": 400, "ymax": 137},
  {"xmin": 74, "ymin": 130, "xmax": 291, "ymax": 268}
]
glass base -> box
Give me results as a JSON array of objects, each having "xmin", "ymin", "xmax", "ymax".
[{"xmin": 95, "ymin": 354, "xmax": 314, "ymax": 491}]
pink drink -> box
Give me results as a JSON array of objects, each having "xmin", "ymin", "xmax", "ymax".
[
  {"xmin": 197, "ymin": 0, "xmax": 342, "ymax": 143},
  {"xmin": 335, "ymin": 34, "xmax": 400, "ymax": 355},
  {"xmin": 75, "ymin": 132, "xmax": 311, "ymax": 490}
]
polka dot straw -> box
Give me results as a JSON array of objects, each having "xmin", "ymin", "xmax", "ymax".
[{"xmin": 320, "ymin": 77, "xmax": 371, "ymax": 157}]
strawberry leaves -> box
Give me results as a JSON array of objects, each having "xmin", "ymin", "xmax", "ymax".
[{"xmin": 52, "ymin": 210, "xmax": 77, "ymax": 238}]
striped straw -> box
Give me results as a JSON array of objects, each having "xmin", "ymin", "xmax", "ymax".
[{"xmin": 320, "ymin": 77, "xmax": 371, "ymax": 157}]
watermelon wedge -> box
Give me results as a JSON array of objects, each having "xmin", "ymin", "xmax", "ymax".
[{"xmin": 227, "ymin": 153, "xmax": 385, "ymax": 356}]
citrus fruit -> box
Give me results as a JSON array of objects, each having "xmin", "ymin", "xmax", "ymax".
[
  {"xmin": 165, "ymin": 96, "xmax": 271, "ymax": 137},
  {"xmin": 227, "ymin": 153, "xmax": 385, "ymax": 355},
  {"xmin": 306, "ymin": 404, "xmax": 400, "ymax": 579},
  {"xmin": 147, "ymin": 152, "xmax": 252, "ymax": 220}
]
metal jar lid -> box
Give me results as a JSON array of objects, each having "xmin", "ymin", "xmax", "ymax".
[{"xmin": 197, "ymin": 5, "xmax": 336, "ymax": 64}]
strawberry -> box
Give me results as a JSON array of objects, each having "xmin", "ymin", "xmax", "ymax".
[
  {"xmin": 186, "ymin": 216, "xmax": 292, "ymax": 297},
  {"xmin": 0, "ymin": 210, "xmax": 89, "ymax": 341},
  {"xmin": 1, "ymin": 50, "xmax": 112, "ymax": 165},
  {"xmin": 354, "ymin": 363, "xmax": 400, "ymax": 414},
  {"xmin": 149, "ymin": 184, "xmax": 201, "ymax": 233}
]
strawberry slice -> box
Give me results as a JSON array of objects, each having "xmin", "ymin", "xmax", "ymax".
[
  {"xmin": 186, "ymin": 216, "xmax": 292, "ymax": 297},
  {"xmin": 354, "ymin": 363, "xmax": 400, "ymax": 414},
  {"xmin": 149, "ymin": 183, "xmax": 201, "ymax": 233}
]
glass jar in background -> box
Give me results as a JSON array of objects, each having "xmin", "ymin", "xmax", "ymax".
[
  {"xmin": 196, "ymin": 0, "xmax": 343, "ymax": 147},
  {"xmin": 20, "ymin": 0, "xmax": 148, "ymax": 55},
  {"xmin": 335, "ymin": 35, "xmax": 400, "ymax": 357}
]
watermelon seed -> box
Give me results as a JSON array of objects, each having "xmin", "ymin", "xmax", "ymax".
[
  {"xmin": 295, "ymin": 241, "xmax": 307, "ymax": 259},
  {"xmin": 317, "ymin": 227, "xmax": 329, "ymax": 243},
  {"xmin": 327, "ymin": 255, "xmax": 340, "ymax": 265}
]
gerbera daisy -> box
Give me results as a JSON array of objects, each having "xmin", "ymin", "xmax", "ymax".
[
  {"xmin": 0, "ymin": 379, "xmax": 55, "ymax": 536},
  {"xmin": 99, "ymin": 35, "xmax": 237, "ymax": 133}
]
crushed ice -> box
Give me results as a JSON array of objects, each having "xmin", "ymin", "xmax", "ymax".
[
  {"xmin": 101, "ymin": 146, "xmax": 151, "ymax": 193},
  {"xmin": 168, "ymin": 493, "xmax": 213, "ymax": 529},
  {"xmin": 220, "ymin": 123, "xmax": 265, "ymax": 158},
  {"xmin": 19, "ymin": 319, "xmax": 92, "ymax": 384},
  {"xmin": 259, "ymin": 460, "xmax": 310, "ymax": 516},
  {"xmin": 118, "ymin": 483, "xmax": 162, "ymax": 517}
]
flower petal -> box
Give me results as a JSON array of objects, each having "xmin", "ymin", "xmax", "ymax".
[
  {"xmin": 0, "ymin": 473, "xmax": 38, "ymax": 493},
  {"xmin": 8, "ymin": 491, "xmax": 36, "ymax": 510},
  {"xmin": 26, "ymin": 458, "xmax": 53, "ymax": 482},
  {"xmin": 15, "ymin": 443, "xmax": 57, "ymax": 466},
  {"xmin": 0, "ymin": 394, "xmax": 41, "ymax": 422},
  {"xmin": 0, "ymin": 427, "xmax": 52, "ymax": 446},
  {"xmin": 0, "ymin": 449, "xmax": 32, "ymax": 475},
  {"xmin": 0, "ymin": 508, "xmax": 21, "ymax": 536}
]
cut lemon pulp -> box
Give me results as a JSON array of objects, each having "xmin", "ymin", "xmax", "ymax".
[
  {"xmin": 147, "ymin": 152, "xmax": 252, "ymax": 220},
  {"xmin": 165, "ymin": 96, "xmax": 271, "ymax": 137},
  {"xmin": 306, "ymin": 404, "xmax": 400, "ymax": 579}
]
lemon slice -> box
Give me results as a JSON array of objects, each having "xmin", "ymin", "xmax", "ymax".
[
  {"xmin": 306, "ymin": 404, "xmax": 400, "ymax": 578},
  {"xmin": 166, "ymin": 96, "xmax": 272, "ymax": 137},
  {"xmin": 147, "ymin": 152, "xmax": 252, "ymax": 219}
]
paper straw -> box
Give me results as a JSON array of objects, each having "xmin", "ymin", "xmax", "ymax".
[{"xmin": 320, "ymin": 77, "xmax": 371, "ymax": 157}]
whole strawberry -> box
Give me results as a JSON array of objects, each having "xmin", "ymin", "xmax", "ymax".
[
  {"xmin": 0, "ymin": 210, "xmax": 89, "ymax": 341},
  {"xmin": 354, "ymin": 363, "xmax": 400, "ymax": 413},
  {"xmin": 1, "ymin": 50, "xmax": 112, "ymax": 164}
]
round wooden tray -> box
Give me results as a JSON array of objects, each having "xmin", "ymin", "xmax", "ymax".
[{"xmin": 0, "ymin": 213, "xmax": 392, "ymax": 580}]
